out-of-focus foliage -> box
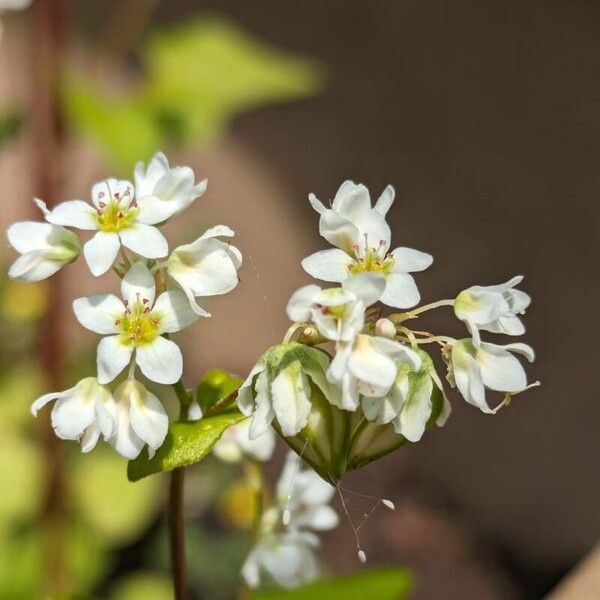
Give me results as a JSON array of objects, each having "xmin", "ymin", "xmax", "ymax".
[
  {"xmin": 219, "ymin": 479, "xmax": 257, "ymax": 530},
  {"xmin": 128, "ymin": 407, "xmax": 245, "ymax": 481},
  {"xmin": 64, "ymin": 15, "xmax": 324, "ymax": 171},
  {"xmin": 109, "ymin": 572, "xmax": 173, "ymax": 600},
  {"xmin": 0, "ymin": 111, "xmax": 22, "ymax": 147},
  {"xmin": 252, "ymin": 568, "xmax": 414, "ymax": 600},
  {"xmin": 196, "ymin": 368, "xmax": 242, "ymax": 413}
]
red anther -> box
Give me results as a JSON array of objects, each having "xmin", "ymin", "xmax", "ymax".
[
  {"xmin": 96, "ymin": 209, "xmax": 102, "ymax": 215},
  {"xmin": 144, "ymin": 307, "xmax": 150, "ymax": 313},
  {"xmin": 142, "ymin": 298, "xmax": 148, "ymax": 304},
  {"xmin": 115, "ymin": 319, "xmax": 121, "ymax": 326},
  {"xmin": 131, "ymin": 200, "xmax": 138, "ymax": 208},
  {"xmin": 98, "ymin": 191, "xmax": 105, "ymax": 198},
  {"xmin": 98, "ymin": 202, "xmax": 105, "ymax": 208},
  {"xmin": 118, "ymin": 211, "xmax": 124, "ymax": 219},
  {"xmin": 379, "ymin": 239, "xmax": 386, "ymax": 246},
  {"xmin": 114, "ymin": 192, "xmax": 120, "ymax": 199}
]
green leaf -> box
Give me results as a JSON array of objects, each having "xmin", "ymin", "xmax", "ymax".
[
  {"xmin": 109, "ymin": 572, "xmax": 173, "ymax": 600},
  {"xmin": 252, "ymin": 568, "xmax": 413, "ymax": 600},
  {"xmin": 0, "ymin": 113, "xmax": 22, "ymax": 147},
  {"xmin": 127, "ymin": 408, "xmax": 245, "ymax": 481},
  {"xmin": 195, "ymin": 368, "xmax": 242, "ymax": 413}
]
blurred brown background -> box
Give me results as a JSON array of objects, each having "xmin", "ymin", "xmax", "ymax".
[{"xmin": 2, "ymin": 1, "xmax": 599, "ymax": 598}]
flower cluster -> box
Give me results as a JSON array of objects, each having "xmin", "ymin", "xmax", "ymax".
[
  {"xmin": 8, "ymin": 152, "xmax": 242, "ymax": 458},
  {"xmin": 242, "ymin": 452, "xmax": 339, "ymax": 589},
  {"xmin": 239, "ymin": 180, "xmax": 538, "ymax": 477}
]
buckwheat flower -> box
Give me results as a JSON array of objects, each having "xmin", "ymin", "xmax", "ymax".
[
  {"xmin": 286, "ymin": 272, "xmax": 385, "ymax": 342},
  {"xmin": 362, "ymin": 353, "xmax": 451, "ymax": 442},
  {"xmin": 242, "ymin": 529, "xmax": 320, "ymax": 589},
  {"xmin": 446, "ymin": 339, "xmax": 537, "ymax": 413},
  {"xmin": 31, "ymin": 377, "xmax": 116, "ymax": 453},
  {"xmin": 7, "ymin": 220, "xmax": 80, "ymax": 282},
  {"xmin": 167, "ymin": 225, "xmax": 242, "ymax": 316},
  {"xmin": 213, "ymin": 418, "xmax": 275, "ymax": 463},
  {"xmin": 73, "ymin": 261, "xmax": 198, "ymax": 385},
  {"xmin": 327, "ymin": 334, "xmax": 421, "ymax": 411},
  {"xmin": 110, "ymin": 379, "xmax": 169, "ymax": 459},
  {"xmin": 44, "ymin": 178, "xmax": 169, "ymax": 276},
  {"xmin": 276, "ymin": 451, "xmax": 339, "ymax": 532},
  {"xmin": 134, "ymin": 151, "xmax": 207, "ymax": 224},
  {"xmin": 302, "ymin": 180, "xmax": 433, "ymax": 308},
  {"xmin": 454, "ymin": 276, "xmax": 531, "ymax": 345}
]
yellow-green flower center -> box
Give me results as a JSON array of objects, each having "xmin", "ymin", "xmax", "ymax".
[
  {"xmin": 348, "ymin": 249, "xmax": 394, "ymax": 275},
  {"xmin": 116, "ymin": 301, "xmax": 161, "ymax": 346},
  {"xmin": 96, "ymin": 201, "xmax": 139, "ymax": 233}
]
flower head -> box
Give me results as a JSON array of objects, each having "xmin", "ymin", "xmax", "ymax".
[
  {"xmin": 31, "ymin": 377, "xmax": 116, "ymax": 453},
  {"xmin": 446, "ymin": 339, "xmax": 537, "ymax": 413},
  {"xmin": 286, "ymin": 272, "xmax": 385, "ymax": 342},
  {"xmin": 6, "ymin": 219, "xmax": 80, "ymax": 282},
  {"xmin": 302, "ymin": 180, "xmax": 433, "ymax": 308},
  {"xmin": 454, "ymin": 276, "xmax": 531, "ymax": 345},
  {"xmin": 73, "ymin": 261, "xmax": 198, "ymax": 384},
  {"xmin": 213, "ymin": 418, "xmax": 275, "ymax": 463},
  {"xmin": 110, "ymin": 379, "xmax": 169, "ymax": 459},
  {"xmin": 134, "ymin": 152, "xmax": 207, "ymax": 223},
  {"xmin": 167, "ymin": 225, "xmax": 242, "ymax": 316}
]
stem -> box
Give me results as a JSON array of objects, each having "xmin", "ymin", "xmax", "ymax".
[
  {"xmin": 169, "ymin": 378, "xmax": 191, "ymax": 600},
  {"xmin": 169, "ymin": 467, "xmax": 187, "ymax": 600},
  {"xmin": 390, "ymin": 299, "xmax": 454, "ymax": 322},
  {"xmin": 32, "ymin": 0, "xmax": 68, "ymax": 594}
]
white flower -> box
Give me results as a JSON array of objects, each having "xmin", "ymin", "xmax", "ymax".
[
  {"xmin": 242, "ymin": 452, "xmax": 338, "ymax": 589},
  {"xmin": 302, "ymin": 180, "xmax": 433, "ymax": 309},
  {"xmin": 213, "ymin": 418, "xmax": 275, "ymax": 463},
  {"xmin": 134, "ymin": 152, "xmax": 207, "ymax": 224},
  {"xmin": 167, "ymin": 225, "xmax": 242, "ymax": 316},
  {"xmin": 286, "ymin": 272, "xmax": 385, "ymax": 342},
  {"xmin": 73, "ymin": 261, "xmax": 198, "ymax": 385},
  {"xmin": 242, "ymin": 529, "xmax": 320, "ymax": 589},
  {"xmin": 31, "ymin": 377, "xmax": 116, "ymax": 453},
  {"xmin": 276, "ymin": 451, "xmax": 339, "ymax": 532},
  {"xmin": 328, "ymin": 334, "xmax": 421, "ymax": 411},
  {"xmin": 447, "ymin": 339, "xmax": 536, "ymax": 413},
  {"xmin": 362, "ymin": 357, "xmax": 451, "ymax": 442},
  {"xmin": 44, "ymin": 178, "xmax": 169, "ymax": 276},
  {"xmin": 110, "ymin": 379, "xmax": 169, "ymax": 459},
  {"xmin": 454, "ymin": 276, "xmax": 531, "ymax": 345},
  {"xmin": 6, "ymin": 220, "xmax": 80, "ymax": 282},
  {"xmin": 0, "ymin": 0, "xmax": 31, "ymax": 9}
]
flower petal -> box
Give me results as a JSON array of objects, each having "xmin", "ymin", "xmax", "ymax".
[
  {"xmin": 380, "ymin": 272, "xmax": 420, "ymax": 308},
  {"xmin": 152, "ymin": 290, "xmax": 199, "ymax": 333},
  {"xmin": 97, "ymin": 335, "xmax": 133, "ymax": 384},
  {"xmin": 249, "ymin": 370, "xmax": 274, "ymax": 439},
  {"xmin": 8, "ymin": 251, "xmax": 63, "ymax": 282},
  {"xmin": 135, "ymin": 336, "xmax": 182, "ymax": 384},
  {"xmin": 8, "ymin": 221, "xmax": 55, "ymax": 253},
  {"xmin": 286, "ymin": 284, "xmax": 321, "ymax": 322},
  {"xmin": 319, "ymin": 210, "xmax": 360, "ymax": 255},
  {"xmin": 301, "ymin": 249, "xmax": 353, "ymax": 283},
  {"xmin": 453, "ymin": 352, "xmax": 491, "ymax": 413},
  {"xmin": 73, "ymin": 294, "xmax": 124, "ymax": 334},
  {"xmin": 119, "ymin": 224, "xmax": 168, "ymax": 258},
  {"xmin": 343, "ymin": 272, "xmax": 386, "ymax": 306},
  {"xmin": 128, "ymin": 385, "xmax": 169, "ymax": 456},
  {"xmin": 374, "ymin": 184, "xmax": 395, "ymax": 216},
  {"xmin": 84, "ymin": 231, "xmax": 120, "ymax": 277},
  {"xmin": 110, "ymin": 397, "xmax": 145, "ymax": 459},
  {"xmin": 271, "ymin": 363, "xmax": 311, "ymax": 437},
  {"xmin": 121, "ymin": 261, "xmax": 156, "ymax": 305},
  {"xmin": 348, "ymin": 336, "xmax": 397, "ymax": 392},
  {"xmin": 46, "ymin": 200, "xmax": 97, "ymax": 230},
  {"xmin": 52, "ymin": 394, "xmax": 96, "ymax": 440},
  {"xmin": 390, "ymin": 247, "xmax": 433, "ymax": 273}
]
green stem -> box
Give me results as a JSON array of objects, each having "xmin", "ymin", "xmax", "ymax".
[{"xmin": 390, "ymin": 298, "xmax": 455, "ymax": 323}]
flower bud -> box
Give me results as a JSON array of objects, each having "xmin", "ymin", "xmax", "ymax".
[{"xmin": 375, "ymin": 317, "xmax": 396, "ymax": 339}]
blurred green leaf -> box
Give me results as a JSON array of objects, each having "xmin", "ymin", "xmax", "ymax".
[
  {"xmin": 109, "ymin": 571, "xmax": 173, "ymax": 600},
  {"xmin": 128, "ymin": 408, "xmax": 245, "ymax": 482},
  {"xmin": 64, "ymin": 15, "xmax": 324, "ymax": 171},
  {"xmin": 252, "ymin": 568, "xmax": 413, "ymax": 600},
  {"xmin": 0, "ymin": 112, "xmax": 22, "ymax": 147},
  {"xmin": 72, "ymin": 447, "xmax": 163, "ymax": 545},
  {"xmin": 196, "ymin": 368, "xmax": 242, "ymax": 413}
]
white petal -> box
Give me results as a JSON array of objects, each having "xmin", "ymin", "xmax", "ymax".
[
  {"xmin": 294, "ymin": 505, "xmax": 339, "ymax": 530},
  {"xmin": 501, "ymin": 342, "xmax": 535, "ymax": 362},
  {"xmin": 286, "ymin": 284, "xmax": 321, "ymax": 322},
  {"xmin": 134, "ymin": 152, "xmax": 169, "ymax": 198},
  {"xmin": 454, "ymin": 353, "xmax": 491, "ymax": 413},
  {"xmin": 152, "ymin": 290, "xmax": 199, "ymax": 333},
  {"xmin": 237, "ymin": 360, "xmax": 267, "ymax": 416},
  {"xmin": 7, "ymin": 221, "xmax": 55, "ymax": 253},
  {"xmin": 8, "ymin": 251, "xmax": 63, "ymax": 282},
  {"xmin": 31, "ymin": 387, "xmax": 73, "ymax": 416},
  {"xmin": 97, "ymin": 335, "xmax": 133, "ymax": 384},
  {"xmin": 390, "ymin": 247, "xmax": 433, "ymax": 273},
  {"xmin": 348, "ymin": 336, "xmax": 397, "ymax": 391},
  {"xmin": 319, "ymin": 210, "xmax": 360, "ymax": 255},
  {"xmin": 331, "ymin": 180, "xmax": 371, "ymax": 220},
  {"xmin": 342, "ymin": 272, "xmax": 386, "ymax": 306},
  {"xmin": 84, "ymin": 231, "xmax": 120, "ymax": 276},
  {"xmin": 372, "ymin": 337, "xmax": 421, "ymax": 370},
  {"xmin": 478, "ymin": 344, "xmax": 528, "ymax": 391},
  {"xmin": 110, "ymin": 397, "xmax": 145, "ymax": 459},
  {"xmin": 374, "ymin": 184, "xmax": 395, "ymax": 216},
  {"xmin": 135, "ymin": 336, "xmax": 182, "ymax": 384},
  {"xmin": 119, "ymin": 224, "xmax": 168, "ymax": 259},
  {"xmin": 397, "ymin": 374, "xmax": 432, "ymax": 442},
  {"xmin": 380, "ymin": 272, "xmax": 420, "ymax": 308},
  {"xmin": 80, "ymin": 422, "xmax": 101, "ymax": 453},
  {"xmin": 128, "ymin": 384, "xmax": 169, "ymax": 453},
  {"xmin": 308, "ymin": 192, "xmax": 327, "ymax": 215},
  {"xmin": 121, "ymin": 261, "xmax": 156, "ymax": 305},
  {"xmin": 248, "ymin": 370, "xmax": 274, "ymax": 439},
  {"xmin": 46, "ymin": 200, "xmax": 97, "ymax": 230},
  {"xmin": 72, "ymin": 294, "xmax": 124, "ymax": 334},
  {"xmin": 241, "ymin": 549, "xmax": 262, "ymax": 588},
  {"xmin": 301, "ymin": 249, "xmax": 353, "ymax": 283},
  {"xmin": 52, "ymin": 394, "xmax": 96, "ymax": 440},
  {"xmin": 271, "ymin": 364, "xmax": 311, "ymax": 437}
]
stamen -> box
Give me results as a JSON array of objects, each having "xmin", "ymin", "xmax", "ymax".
[
  {"xmin": 336, "ymin": 486, "xmax": 367, "ymax": 564},
  {"xmin": 98, "ymin": 201, "xmax": 105, "ymax": 208}
]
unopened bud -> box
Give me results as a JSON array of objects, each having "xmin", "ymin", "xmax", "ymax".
[
  {"xmin": 382, "ymin": 499, "xmax": 395, "ymax": 510},
  {"xmin": 375, "ymin": 318, "xmax": 396, "ymax": 339}
]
